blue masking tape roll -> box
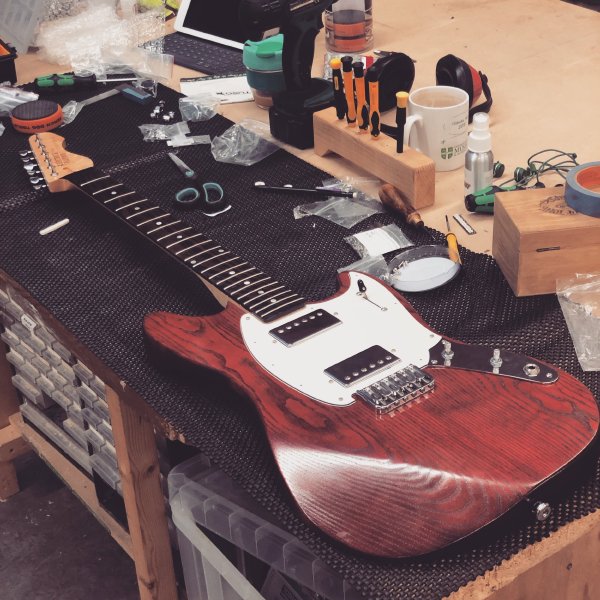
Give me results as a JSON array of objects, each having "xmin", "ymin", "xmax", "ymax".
[{"xmin": 565, "ymin": 162, "xmax": 600, "ymax": 218}]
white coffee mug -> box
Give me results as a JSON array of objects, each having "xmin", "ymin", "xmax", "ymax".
[{"xmin": 403, "ymin": 86, "xmax": 469, "ymax": 171}]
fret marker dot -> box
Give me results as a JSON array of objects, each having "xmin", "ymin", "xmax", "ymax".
[
  {"xmin": 270, "ymin": 299, "xmax": 277, "ymax": 303},
  {"xmin": 177, "ymin": 235, "xmax": 182, "ymax": 239},
  {"xmin": 229, "ymin": 270, "xmax": 235, "ymax": 275},
  {"xmin": 258, "ymin": 290, "xmax": 265, "ymax": 295},
  {"xmin": 156, "ymin": 221, "xmax": 162, "ymax": 226},
  {"xmin": 191, "ymin": 260, "xmax": 196, "ymax": 265},
  {"xmin": 218, "ymin": 249, "xmax": 225, "ymax": 253},
  {"xmin": 111, "ymin": 191, "xmax": 117, "ymax": 195},
  {"xmin": 243, "ymin": 281, "xmax": 250, "ymax": 285}
]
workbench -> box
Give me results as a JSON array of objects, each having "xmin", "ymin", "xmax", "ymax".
[{"xmin": 1, "ymin": 1, "xmax": 600, "ymax": 599}]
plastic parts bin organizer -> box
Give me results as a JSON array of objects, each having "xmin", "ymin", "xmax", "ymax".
[{"xmin": 168, "ymin": 454, "xmax": 362, "ymax": 600}]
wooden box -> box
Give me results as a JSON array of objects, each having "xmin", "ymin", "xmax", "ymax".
[{"xmin": 492, "ymin": 187, "xmax": 600, "ymax": 297}]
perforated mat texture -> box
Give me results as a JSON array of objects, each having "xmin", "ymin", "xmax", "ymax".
[{"xmin": 1, "ymin": 84, "xmax": 599, "ymax": 600}]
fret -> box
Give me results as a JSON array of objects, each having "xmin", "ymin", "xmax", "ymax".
[
  {"xmin": 104, "ymin": 191, "xmax": 136, "ymax": 204},
  {"xmin": 258, "ymin": 295, "xmax": 303, "ymax": 319},
  {"xmin": 135, "ymin": 212, "xmax": 170, "ymax": 227},
  {"xmin": 174, "ymin": 239, "xmax": 211, "ymax": 256},
  {"xmin": 260, "ymin": 299, "xmax": 306, "ymax": 322},
  {"xmin": 116, "ymin": 199, "xmax": 148, "ymax": 212},
  {"xmin": 235, "ymin": 279, "xmax": 278, "ymax": 301},
  {"xmin": 224, "ymin": 272, "xmax": 268, "ymax": 292},
  {"xmin": 207, "ymin": 261, "xmax": 248, "ymax": 281},
  {"xmin": 183, "ymin": 246, "xmax": 224, "ymax": 263},
  {"xmin": 147, "ymin": 220, "xmax": 181, "ymax": 235},
  {"xmin": 215, "ymin": 266, "xmax": 258, "ymax": 287},
  {"xmin": 125, "ymin": 206, "xmax": 160, "ymax": 221},
  {"xmin": 92, "ymin": 183, "xmax": 122, "ymax": 196},
  {"xmin": 160, "ymin": 227, "xmax": 193, "ymax": 244},
  {"xmin": 190, "ymin": 250, "xmax": 231, "ymax": 268},
  {"xmin": 198, "ymin": 254, "xmax": 240, "ymax": 275},
  {"xmin": 106, "ymin": 195, "xmax": 148, "ymax": 216},
  {"xmin": 64, "ymin": 167, "xmax": 306, "ymax": 322},
  {"xmin": 80, "ymin": 175, "xmax": 110, "ymax": 187},
  {"xmin": 245, "ymin": 287, "xmax": 287, "ymax": 310}
]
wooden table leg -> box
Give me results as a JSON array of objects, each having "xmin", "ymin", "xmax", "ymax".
[
  {"xmin": 106, "ymin": 386, "xmax": 178, "ymax": 600},
  {"xmin": 0, "ymin": 339, "xmax": 26, "ymax": 499}
]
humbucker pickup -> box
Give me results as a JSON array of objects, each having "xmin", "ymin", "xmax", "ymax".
[
  {"xmin": 269, "ymin": 309, "xmax": 341, "ymax": 346},
  {"xmin": 356, "ymin": 365, "xmax": 435, "ymax": 413},
  {"xmin": 325, "ymin": 345, "xmax": 399, "ymax": 386}
]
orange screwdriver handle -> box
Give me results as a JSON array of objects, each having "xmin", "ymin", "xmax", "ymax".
[
  {"xmin": 341, "ymin": 56, "xmax": 356, "ymax": 126},
  {"xmin": 367, "ymin": 70, "xmax": 380, "ymax": 137}
]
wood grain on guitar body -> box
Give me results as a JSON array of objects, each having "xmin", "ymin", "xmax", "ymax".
[{"xmin": 28, "ymin": 132, "xmax": 600, "ymax": 558}]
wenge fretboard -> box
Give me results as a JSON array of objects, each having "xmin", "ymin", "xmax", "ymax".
[{"xmin": 65, "ymin": 168, "xmax": 306, "ymax": 323}]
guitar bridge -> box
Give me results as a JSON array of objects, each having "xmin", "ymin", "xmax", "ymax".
[{"xmin": 355, "ymin": 365, "xmax": 434, "ymax": 414}]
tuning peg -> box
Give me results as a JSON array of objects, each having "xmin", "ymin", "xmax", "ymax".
[
  {"xmin": 19, "ymin": 150, "xmax": 33, "ymax": 158},
  {"xmin": 29, "ymin": 176, "xmax": 44, "ymax": 185},
  {"xmin": 32, "ymin": 183, "xmax": 47, "ymax": 191},
  {"xmin": 23, "ymin": 163, "xmax": 38, "ymax": 172}
]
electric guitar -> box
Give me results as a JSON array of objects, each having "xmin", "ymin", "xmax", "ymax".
[{"xmin": 27, "ymin": 133, "xmax": 599, "ymax": 558}]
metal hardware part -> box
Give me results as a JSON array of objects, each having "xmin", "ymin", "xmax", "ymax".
[
  {"xmin": 453, "ymin": 213, "xmax": 476, "ymax": 235},
  {"xmin": 325, "ymin": 345, "xmax": 399, "ymax": 386},
  {"xmin": 442, "ymin": 340, "xmax": 454, "ymax": 361},
  {"xmin": 428, "ymin": 339, "xmax": 558, "ymax": 383},
  {"xmin": 356, "ymin": 365, "xmax": 434, "ymax": 413},
  {"xmin": 533, "ymin": 501, "xmax": 551, "ymax": 522},
  {"xmin": 523, "ymin": 363, "xmax": 541, "ymax": 378},
  {"xmin": 269, "ymin": 309, "xmax": 341, "ymax": 347},
  {"xmin": 490, "ymin": 348, "xmax": 502, "ymax": 368}
]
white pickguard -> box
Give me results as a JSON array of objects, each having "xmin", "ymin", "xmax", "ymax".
[{"xmin": 240, "ymin": 272, "xmax": 442, "ymax": 406}]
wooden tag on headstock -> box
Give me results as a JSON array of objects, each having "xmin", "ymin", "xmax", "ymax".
[{"xmin": 28, "ymin": 133, "xmax": 94, "ymax": 193}]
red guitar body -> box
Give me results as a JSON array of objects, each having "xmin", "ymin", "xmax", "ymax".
[
  {"xmin": 144, "ymin": 272, "xmax": 599, "ymax": 558},
  {"xmin": 27, "ymin": 136, "xmax": 598, "ymax": 557}
]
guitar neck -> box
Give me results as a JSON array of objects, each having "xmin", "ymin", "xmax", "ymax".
[{"xmin": 65, "ymin": 167, "xmax": 306, "ymax": 323}]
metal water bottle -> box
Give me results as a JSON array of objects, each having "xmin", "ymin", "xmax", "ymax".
[{"xmin": 464, "ymin": 112, "xmax": 493, "ymax": 199}]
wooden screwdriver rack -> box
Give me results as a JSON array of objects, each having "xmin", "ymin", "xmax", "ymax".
[{"xmin": 313, "ymin": 107, "xmax": 436, "ymax": 209}]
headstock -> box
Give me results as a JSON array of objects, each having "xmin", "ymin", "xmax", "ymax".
[{"xmin": 23, "ymin": 133, "xmax": 94, "ymax": 193}]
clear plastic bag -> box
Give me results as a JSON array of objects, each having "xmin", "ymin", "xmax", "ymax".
[
  {"xmin": 36, "ymin": 4, "xmax": 166, "ymax": 72},
  {"xmin": 167, "ymin": 135, "xmax": 211, "ymax": 148},
  {"xmin": 61, "ymin": 87, "xmax": 120, "ymax": 125},
  {"xmin": 211, "ymin": 119, "xmax": 282, "ymax": 166},
  {"xmin": 102, "ymin": 46, "xmax": 173, "ymax": 82},
  {"xmin": 139, "ymin": 121, "xmax": 190, "ymax": 142},
  {"xmin": 557, "ymin": 273, "xmax": 600, "ymax": 371},
  {"xmin": 338, "ymin": 255, "xmax": 389, "ymax": 280},
  {"xmin": 0, "ymin": 86, "xmax": 38, "ymax": 117},
  {"xmin": 179, "ymin": 94, "xmax": 220, "ymax": 122},
  {"xmin": 294, "ymin": 196, "xmax": 383, "ymax": 229},
  {"xmin": 344, "ymin": 224, "xmax": 413, "ymax": 258}
]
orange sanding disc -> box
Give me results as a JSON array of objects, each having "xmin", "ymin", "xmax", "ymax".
[{"xmin": 10, "ymin": 100, "xmax": 63, "ymax": 133}]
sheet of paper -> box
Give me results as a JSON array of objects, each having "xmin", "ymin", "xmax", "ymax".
[{"xmin": 180, "ymin": 74, "xmax": 253, "ymax": 104}]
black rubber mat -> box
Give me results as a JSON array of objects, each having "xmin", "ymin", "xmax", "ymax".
[{"xmin": 1, "ymin": 84, "xmax": 599, "ymax": 600}]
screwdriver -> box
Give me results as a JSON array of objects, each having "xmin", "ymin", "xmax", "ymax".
[
  {"xmin": 34, "ymin": 72, "xmax": 137, "ymax": 93},
  {"xmin": 353, "ymin": 61, "xmax": 369, "ymax": 131},
  {"xmin": 464, "ymin": 184, "xmax": 520, "ymax": 213},
  {"xmin": 378, "ymin": 184, "xmax": 424, "ymax": 228},
  {"xmin": 367, "ymin": 69, "xmax": 380, "ymax": 138},
  {"xmin": 330, "ymin": 58, "xmax": 347, "ymax": 120},
  {"xmin": 445, "ymin": 215, "xmax": 462, "ymax": 264},
  {"xmin": 395, "ymin": 91, "xmax": 409, "ymax": 153},
  {"xmin": 341, "ymin": 56, "xmax": 356, "ymax": 126}
]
